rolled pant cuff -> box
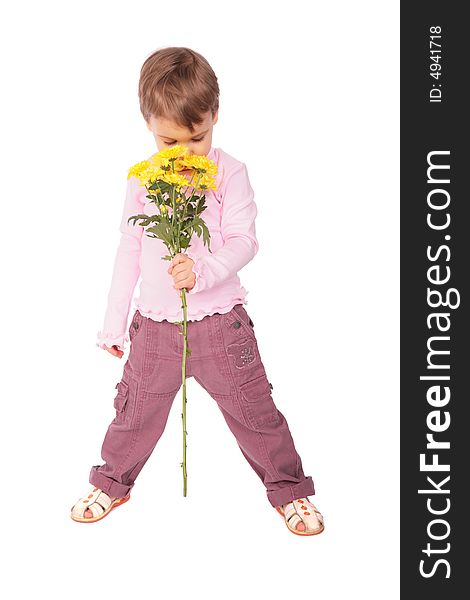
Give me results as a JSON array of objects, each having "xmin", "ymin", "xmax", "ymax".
[
  {"xmin": 266, "ymin": 476, "xmax": 315, "ymax": 508},
  {"xmin": 89, "ymin": 467, "xmax": 132, "ymax": 499}
]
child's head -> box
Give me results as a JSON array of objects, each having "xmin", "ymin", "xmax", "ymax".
[{"xmin": 139, "ymin": 47, "xmax": 219, "ymax": 156}]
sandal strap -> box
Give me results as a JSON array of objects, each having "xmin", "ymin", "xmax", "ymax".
[
  {"xmin": 300, "ymin": 496, "xmax": 324, "ymax": 519},
  {"xmin": 88, "ymin": 502, "xmax": 105, "ymax": 518},
  {"xmin": 95, "ymin": 491, "xmax": 112, "ymax": 510},
  {"xmin": 283, "ymin": 499, "xmax": 324, "ymax": 532},
  {"xmin": 283, "ymin": 502, "xmax": 303, "ymax": 528},
  {"xmin": 71, "ymin": 487, "xmax": 112, "ymax": 519},
  {"xmin": 305, "ymin": 499, "xmax": 324, "ymax": 524}
]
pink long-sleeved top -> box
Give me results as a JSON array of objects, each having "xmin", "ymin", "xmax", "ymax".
[{"xmin": 96, "ymin": 146, "xmax": 259, "ymax": 352}]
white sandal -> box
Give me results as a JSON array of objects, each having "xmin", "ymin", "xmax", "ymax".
[
  {"xmin": 70, "ymin": 486, "xmax": 130, "ymax": 523},
  {"xmin": 275, "ymin": 497, "xmax": 324, "ymax": 536}
]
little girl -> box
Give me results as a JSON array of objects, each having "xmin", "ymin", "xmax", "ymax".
[{"xmin": 70, "ymin": 46, "xmax": 324, "ymax": 536}]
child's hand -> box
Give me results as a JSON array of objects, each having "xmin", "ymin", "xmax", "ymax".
[
  {"xmin": 103, "ymin": 345, "xmax": 124, "ymax": 359},
  {"xmin": 167, "ymin": 253, "xmax": 197, "ymax": 292}
]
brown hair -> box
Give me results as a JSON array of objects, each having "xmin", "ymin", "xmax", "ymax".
[{"xmin": 138, "ymin": 47, "xmax": 219, "ymax": 133}]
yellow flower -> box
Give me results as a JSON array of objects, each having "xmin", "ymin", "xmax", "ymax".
[
  {"xmin": 159, "ymin": 204, "xmax": 168, "ymax": 214},
  {"xmin": 149, "ymin": 153, "xmax": 165, "ymax": 168},
  {"xmin": 139, "ymin": 165, "xmax": 166, "ymax": 187},
  {"xmin": 160, "ymin": 171, "xmax": 191, "ymax": 190},
  {"xmin": 174, "ymin": 158, "xmax": 194, "ymax": 172},
  {"xmin": 181, "ymin": 155, "xmax": 218, "ymax": 177},
  {"xmin": 128, "ymin": 159, "xmax": 167, "ymax": 187},
  {"xmin": 156, "ymin": 145, "xmax": 189, "ymax": 161},
  {"xmin": 128, "ymin": 159, "xmax": 151, "ymax": 180},
  {"xmin": 128, "ymin": 146, "xmax": 217, "ymax": 190},
  {"xmin": 194, "ymin": 173, "xmax": 217, "ymax": 190}
]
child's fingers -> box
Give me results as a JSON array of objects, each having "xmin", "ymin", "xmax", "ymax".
[
  {"xmin": 171, "ymin": 263, "xmax": 193, "ymax": 282},
  {"xmin": 168, "ymin": 253, "xmax": 193, "ymax": 274},
  {"xmin": 169, "ymin": 263, "xmax": 188, "ymax": 277},
  {"xmin": 168, "ymin": 253, "xmax": 185, "ymax": 273},
  {"xmin": 103, "ymin": 344, "xmax": 124, "ymax": 358},
  {"xmin": 173, "ymin": 272, "xmax": 196, "ymax": 290},
  {"xmin": 111, "ymin": 345, "xmax": 124, "ymax": 358}
]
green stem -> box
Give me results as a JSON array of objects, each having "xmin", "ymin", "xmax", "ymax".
[
  {"xmin": 169, "ymin": 157, "xmax": 195, "ymax": 497},
  {"xmin": 182, "ymin": 171, "xmax": 202, "ymax": 205},
  {"xmin": 179, "ymin": 173, "xmax": 202, "ymax": 253},
  {"xmin": 170, "ymin": 159, "xmax": 177, "ymax": 250},
  {"xmin": 180, "ymin": 287, "xmax": 189, "ymax": 496}
]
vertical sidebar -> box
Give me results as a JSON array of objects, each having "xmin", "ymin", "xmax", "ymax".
[{"xmin": 401, "ymin": 2, "xmax": 468, "ymax": 597}]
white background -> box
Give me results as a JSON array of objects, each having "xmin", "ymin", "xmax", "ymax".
[{"xmin": 0, "ymin": 1, "xmax": 399, "ymax": 598}]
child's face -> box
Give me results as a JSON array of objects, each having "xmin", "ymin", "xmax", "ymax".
[{"xmin": 146, "ymin": 110, "xmax": 218, "ymax": 157}]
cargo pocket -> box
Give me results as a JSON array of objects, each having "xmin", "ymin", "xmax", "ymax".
[
  {"xmin": 231, "ymin": 304, "xmax": 256, "ymax": 341},
  {"xmin": 239, "ymin": 374, "xmax": 279, "ymax": 430},
  {"xmin": 129, "ymin": 309, "xmax": 144, "ymax": 343},
  {"xmin": 113, "ymin": 380, "xmax": 129, "ymax": 421}
]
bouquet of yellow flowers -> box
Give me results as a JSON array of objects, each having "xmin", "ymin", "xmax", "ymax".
[{"xmin": 127, "ymin": 144, "xmax": 218, "ymax": 496}]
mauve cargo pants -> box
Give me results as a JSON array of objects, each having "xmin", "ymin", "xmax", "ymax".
[{"xmin": 89, "ymin": 304, "xmax": 315, "ymax": 507}]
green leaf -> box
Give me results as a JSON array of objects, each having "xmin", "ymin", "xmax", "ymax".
[
  {"xmin": 146, "ymin": 220, "xmax": 174, "ymax": 245},
  {"xmin": 200, "ymin": 221, "xmax": 212, "ymax": 251},
  {"xmin": 128, "ymin": 214, "xmax": 152, "ymax": 227},
  {"xmin": 180, "ymin": 236, "xmax": 190, "ymax": 249}
]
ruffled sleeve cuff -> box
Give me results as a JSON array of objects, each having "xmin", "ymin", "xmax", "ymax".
[
  {"xmin": 185, "ymin": 253, "xmax": 206, "ymax": 295},
  {"xmin": 96, "ymin": 330, "xmax": 130, "ymax": 352}
]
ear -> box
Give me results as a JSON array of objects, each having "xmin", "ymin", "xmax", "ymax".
[{"xmin": 212, "ymin": 111, "xmax": 219, "ymax": 126}]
